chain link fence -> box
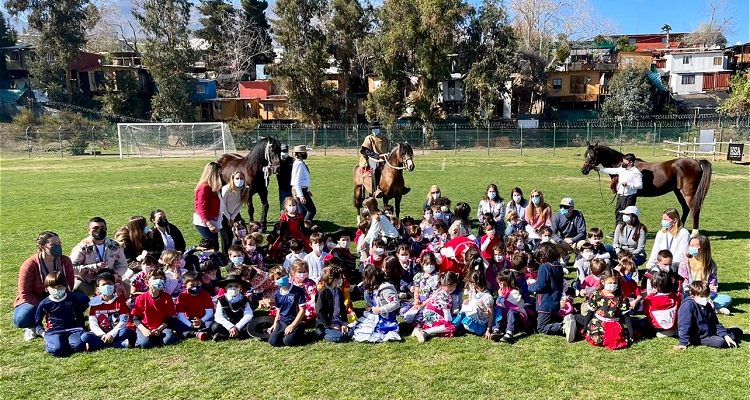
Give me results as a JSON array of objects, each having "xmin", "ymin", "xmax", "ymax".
[{"xmin": 2, "ymin": 115, "xmax": 749, "ymax": 158}]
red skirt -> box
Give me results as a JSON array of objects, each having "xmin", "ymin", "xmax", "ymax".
[{"xmin": 586, "ymin": 320, "xmax": 629, "ymax": 350}]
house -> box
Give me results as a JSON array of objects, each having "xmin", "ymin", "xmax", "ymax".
[
  {"xmin": 0, "ymin": 88, "xmax": 34, "ymax": 116},
  {"xmin": 259, "ymin": 95, "xmax": 290, "ymax": 120},
  {"xmin": 0, "ymin": 45, "xmax": 33, "ymax": 90},
  {"xmin": 438, "ymin": 73, "xmax": 464, "ymax": 114},
  {"xmin": 726, "ymin": 42, "xmax": 750, "ymax": 72},
  {"xmin": 663, "ymin": 50, "xmax": 731, "ymax": 94},
  {"xmin": 546, "ymin": 41, "xmax": 617, "ymax": 114},
  {"xmin": 239, "ymin": 81, "xmax": 273, "ymax": 99},
  {"xmin": 194, "ymin": 79, "xmax": 217, "ymax": 102},
  {"xmin": 616, "ymin": 51, "xmax": 654, "ymax": 69},
  {"xmin": 208, "ymin": 98, "xmax": 256, "ymax": 121},
  {"xmin": 614, "ymin": 33, "xmax": 689, "ymax": 52}
]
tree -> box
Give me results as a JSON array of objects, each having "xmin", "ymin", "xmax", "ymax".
[
  {"xmin": 326, "ymin": 0, "xmax": 367, "ymax": 123},
  {"xmin": 98, "ymin": 72, "xmax": 150, "ymax": 120},
  {"xmin": 458, "ymin": 0, "xmax": 517, "ymax": 121},
  {"xmin": 241, "ymin": 0, "xmax": 273, "ymax": 64},
  {"xmin": 683, "ymin": 0, "xmax": 734, "ymax": 48},
  {"xmin": 133, "ymin": 0, "xmax": 196, "ymax": 122},
  {"xmin": 5, "ymin": 0, "xmax": 91, "ymax": 103},
  {"xmin": 661, "ymin": 24, "xmax": 672, "ymax": 48},
  {"xmin": 195, "ymin": 0, "xmax": 235, "ymax": 67},
  {"xmin": 0, "ymin": 12, "xmax": 17, "ymax": 47},
  {"xmin": 213, "ymin": 11, "xmax": 274, "ymax": 94},
  {"xmin": 717, "ymin": 72, "xmax": 750, "ymax": 124},
  {"xmin": 616, "ymin": 35, "xmax": 637, "ymax": 52},
  {"xmin": 272, "ymin": 0, "xmax": 332, "ymax": 145},
  {"xmin": 602, "ymin": 66, "xmax": 652, "ymax": 120}
]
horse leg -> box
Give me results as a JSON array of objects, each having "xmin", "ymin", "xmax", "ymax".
[
  {"xmin": 395, "ymin": 196, "xmax": 402, "ymax": 219},
  {"xmin": 247, "ymin": 194, "xmax": 256, "ymax": 223},
  {"xmin": 680, "ymin": 190, "xmax": 698, "ymax": 237},
  {"xmin": 259, "ymin": 189, "xmax": 269, "ymax": 233},
  {"xmin": 354, "ymin": 185, "xmax": 363, "ymax": 223},
  {"xmin": 673, "ymin": 189, "xmax": 691, "ymax": 228}
]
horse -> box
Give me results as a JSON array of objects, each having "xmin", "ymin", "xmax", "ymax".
[
  {"xmin": 217, "ymin": 136, "xmax": 282, "ymax": 232},
  {"xmin": 581, "ymin": 141, "xmax": 712, "ymax": 236},
  {"xmin": 353, "ymin": 142, "xmax": 415, "ymax": 219}
]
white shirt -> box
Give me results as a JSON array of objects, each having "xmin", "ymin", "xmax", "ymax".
[
  {"xmin": 303, "ymin": 251, "xmax": 328, "ymax": 283},
  {"xmin": 599, "ymin": 166, "xmax": 643, "ymax": 196},
  {"xmin": 291, "ymin": 158, "xmax": 311, "ymax": 197},
  {"xmin": 363, "ymin": 214, "xmax": 400, "ymax": 247},
  {"xmin": 283, "ymin": 251, "xmax": 307, "ymax": 273},
  {"xmin": 220, "ymin": 184, "xmax": 244, "ymax": 220},
  {"xmin": 646, "ymin": 228, "xmax": 690, "ymax": 270}
]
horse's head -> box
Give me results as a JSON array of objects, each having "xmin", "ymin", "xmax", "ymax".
[
  {"xmin": 581, "ymin": 140, "xmax": 599, "ymax": 175},
  {"xmin": 397, "ymin": 142, "xmax": 415, "ymax": 172},
  {"xmin": 264, "ymin": 136, "xmax": 282, "ymax": 174}
]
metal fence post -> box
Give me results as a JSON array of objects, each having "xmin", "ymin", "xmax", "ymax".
[
  {"xmin": 453, "ymin": 123, "xmax": 457, "ymax": 156},
  {"xmin": 58, "ymin": 125, "xmax": 64, "ymax": 157},
  {"xmin": 487, "ymin": 122, "xmax": 490, "ymax": 156},
  {"xmin": 323, "ymin": 124, "xmax": 327, "ymax": 156},
  {"xmin": 25, "ymin": 125, "xmax": 31, "ymax": 158},
  {"xmin": 652, "ymin": 122, "xmax": 657, "ymax": 156},
  {"xmin": 553, "ymin": 123, "xmax": 557, "ymax": 156},
  {"xmin": 91, "ymin": 126, "xmax": 96, "ymax": 157},
  {"xmin": 619, "ymin": 121, "xmax": 623, "ymax": 152},
  {"xmin": 718, "ymin": 123, "xmax": 723, "ymax": 153},
  {"xmin": 520, "ymin": 125, "xmax": 524, "ymax": 156}
]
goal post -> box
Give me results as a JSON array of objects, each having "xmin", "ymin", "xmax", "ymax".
[{"xmin": 116, "ymin": 122, "xmax": 237, "ymax": 158}]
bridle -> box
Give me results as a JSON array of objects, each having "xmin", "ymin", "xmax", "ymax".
[
  {"xmin": 370, "ymin": 144, "xmax": 413, "ymax": 171},
  {"xmin": 261, "ymin": 142, "xmax": 276, "ymax": 187}
]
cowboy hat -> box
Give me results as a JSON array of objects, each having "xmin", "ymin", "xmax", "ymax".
[
  {"xmin": 329, "ymin": 227, "xmax": 355, "ymax": 241},
  {"xmin": 216, "ymin": 274, "xmax": 251, "ymax": 290},
  {"xmin": 293, "ymin": 145, "xmax": 310, "ymax": 153}
]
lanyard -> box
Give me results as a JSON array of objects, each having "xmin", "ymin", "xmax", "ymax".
[
  {"xmin": 624, "ymin": 227, "xmax": 633, "ymax": 242},
  {"xmin": 664, "ymin": 233, "xmax": 673, "ymax": 251}
]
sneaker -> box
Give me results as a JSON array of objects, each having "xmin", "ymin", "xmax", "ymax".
[
  {"xmin": 196, "ymin": 332, "xmax": 209, "ymax": 341},
  {"xmin": 499, "ymin": 332, "xmax": 514, "ymax": 343},
  {"xmin": 23, "ymin": 328, "xmax": 38, "ymax": 342},
  {"xmin": 413, "ymin": 327, "xmax": 427, "ymax": 343},
  {"xmin": 606, "ymin": 233, "xmax": 614, "ymax": 239},
  {"xmin": 213, "ymin": 333, "xmax": 228, "ymax": 342},
  {"xmin": 718, "ymin": 307, "xmax": 732, "ymax": 315},
  {"xmin": 563, "ymin": 315, "xmax": 576, "ymax": 343},
  {"xmin": 489, "ymin": 328, "xmax": 502, "ymax": 342},
  {"xmin": 563, "ymin": 268, "xmax": 570, "ymax": 275}
]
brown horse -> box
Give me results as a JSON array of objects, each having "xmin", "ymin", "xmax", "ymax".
[
  {"xmin": 581, "ymin": 141, "xmax": 712, "ymax": 236},
  {"xmin": 217, "ymin": 136, "xmax": 282, "ymax": 231},
  {"xmin": 353, "ymin": 142, "xmax": 415, "ymax": 219}
]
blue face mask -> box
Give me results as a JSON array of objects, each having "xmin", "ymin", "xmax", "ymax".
[
  {"xmin": 276, "ymin": 276, "xmax": 290, "ymax": 287},
  {"xmin": 661, "ymin": 220, "xmax": 672, "ymax": 229},
  {"xmin": 688, "ymin": 247, "xmax": 699, "ymax": 257},
  {"xmin": 150, "ymin": 279, "xmax": 165, "ymax": 290},
  {"xmin": 99, "ymin": 284, "xmax": 115, "ymax": 296},
  {"xmin": 231, "ymin": 256, "xmax": 244, "ymax": 266},
  {"xmin": 532, "ymin": 197, "xmax": 540, "ymax": 205},
  {"xmin": 188, "ymin": 286, "xmax": 201, "ymax": 295},
  {"xmin": 434, "ymin": 212, "xmax": 442, "ymax": 218},
  {"xmin": 49, "ymin": 288, "xmax": 66, "ymax": 300},
  {"xmin": 488, "ymin": 192, "xmax": 496, "ymax": 199},
  {"xmin": 372, "ymin": 128, "xmax": 380, "ymax": 135},
  {"xmin": 560, "ymin": 208, "xmax": 569, "ymax": 216}
]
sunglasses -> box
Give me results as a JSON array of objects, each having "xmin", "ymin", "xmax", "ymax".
[{"xmin": 560, "ymin": 205, "xmax": 572, "ymax": 209}]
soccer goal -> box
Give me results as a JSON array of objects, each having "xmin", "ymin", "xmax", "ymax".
[{"xmin": 117, "ymin": 122, "xmax": 237, "ymax": 158}]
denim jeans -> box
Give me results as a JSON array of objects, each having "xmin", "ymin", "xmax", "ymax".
[
  {"xmin": 14, "ymin": 292, "xmax": 90, "ymax": 329},
  {"xmin": 536, "ymin": 312, "xmax": 563, "ymax": 335},
  {"xmin": 45, "ymin": 328, "xmax": 85, "ymax": 356},
  {"xmin": 194, "ymin": 225, "xmax": 219, "ymax": 247},
  {"xmin": 316, "ymin": 326, "xmax": 354, "ymax": 342},
  {"xmin": 268, "ymin": 320, "xmax": 306, "ymax": 347},
  {"xmin": 81, "ymin": 328, "xmax": 134, "ymax": 350}
]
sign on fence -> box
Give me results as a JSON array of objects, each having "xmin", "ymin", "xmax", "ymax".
[
  {"xmin": 699, "ymin": 130, "xmax": 714, "ymax": 152},
  {"xmin": 727, "ymin": 143, "xmax": 744, "ymax": 162}
]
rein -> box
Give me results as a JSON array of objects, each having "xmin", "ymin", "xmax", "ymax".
[
  {"xmin": 261, "ymin": 142, "xmax": 273, "ymax": 187},
  {"xmin": 589, "ymin": 164, "xmax": 617, "ymax": 206},
  {"xmin": 369, "ymin": 147, "xmax": 411, "ymax": 171}
]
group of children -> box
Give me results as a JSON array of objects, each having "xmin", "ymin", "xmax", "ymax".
[{"xmin": 31, "ymin": 196, "xmax": 741, "ymax": 356}]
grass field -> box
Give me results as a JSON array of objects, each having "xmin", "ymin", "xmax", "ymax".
[{"xmin": 1, "ymin": 146, "xmax": 749, "ymax": 400}]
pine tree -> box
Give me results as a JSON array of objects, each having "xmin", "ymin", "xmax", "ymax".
[
  {"xmin": 195, "ymin": 0, "xmax": 235, "ymax": 67},
  {"xmin": 241, "ymin": 0, "xmax": 273, "ymax": 64},
  {"xmin": 0, "ymin": 12, "xmax": 17, "ymax": 48},
  {"xmin": 5, "ymin": 0, "xmax": 90, "ymax": 103},
  {"xmin": 133, "ymin": 0, "xmax": 196, "ymax": 121},
  {"xmin": 327, "ymin": 0, "xmax": 366, "ymax": 123}
]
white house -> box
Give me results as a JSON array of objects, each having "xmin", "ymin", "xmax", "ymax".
[{"xmin": 664, "ymin": 50, "xmax": 731, "ymax": 95}]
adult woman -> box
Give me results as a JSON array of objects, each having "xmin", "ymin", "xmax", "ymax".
[
  {"xmin": 14, "ymin": 232, "xmax": 78, "ymax": 338},
  {"xmin": 220, "ymin": 170, "xmax": 249, "ymax": 253},
  {"xmin": 646, "ymin": 208, "xmax": 690, "ymax": 272},
  {"xmin": 362, "ymin": 198, "xmax": 400, "ymax": 248},
  {"xmin": 193, "ymin": 161, "xmax": 223, "ymax": 245},
  {"xmin": 476, "ymin": 184, "xmax": 505, "ymax": 233},
  {"xmin": 147, "ymin": 209, "xmax": 186, "ymax": 253},
  {"xmin": 524, "ymin": 189, "xmax": 551, "ymax": 235},
  {"xmin": 423, "ymin": 185, "xmax": 442, "ymax": 212},
  {"xmin": 612, "ymin": 206, "xmax": 647, "ymax": 266},
  {"xmin": 677, "ymin": 235, "xmax": 732, "ymax": 314},
  {"xmin": 505, "ymin": 187, "xmax": 528, "ymax": 221},
  {"xmin": 119, "ymin": 216, "xmax": 151, "ymax": 263}
]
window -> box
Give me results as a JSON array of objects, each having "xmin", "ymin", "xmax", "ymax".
[
  {"xmin": 628, "ymin": 38, "xmax": 636, "ymax": 45},
  {"xmin": 9, "ymin": 51, "xmax": 20, "ymax": 61},
  {"xmin": 447, "ymin": 81, "xmax": 455, "ymax": 98},
  {"xmin": 552, "ymin": 78, "xmax": 562, "ymax": 90},
  {"xmin": 214, "ymin": 102, "xmax": 222, "ymax": 111},
  {"xmin": 196, "ymin": 85, "xmax": 206, "ymax": 94},
  {"xmin": 713, "ymin": 57, "xmax": 722, "ymax": 66},
  {"xmin": 625, "ymin": 57, "xmax": 634, "ymax": 66},
  {"xmin": 661, "ymin": 36, "xmax": 668, "ymax": 45},
  {"xmin": 681, "ymin": 75, "xmax": 695, "ymax": 85},
  {"xmin": 94, "ymin": 71, "xmax": 105, "ymax": 90},
  {"xmin": 266, "ymin": 103, "xmax": 275, "ymax": 112},
  {"xmin": 682, "ymin": 55, "xmax": 692, "ymax": 64}
]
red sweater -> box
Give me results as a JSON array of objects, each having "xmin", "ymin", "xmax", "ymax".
[
  {"xmin": 15, "ymin": 254, "xmax": 75, "ymax": 307},
  {"xmin": 194, "ymin": 184, "xmax": 220, "ymax": 223},
  {"xmin": 131, "ymin": 292, "xmax": 176, "ymax": 330},
  {"xmin": 643, "ymin": 292, "xmax": 681, "ymax": 330}
]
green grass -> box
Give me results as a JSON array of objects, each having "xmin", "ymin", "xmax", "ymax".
[{"xmin": 1, "ymin": 146, "xmax": 749, "ymax": 400}]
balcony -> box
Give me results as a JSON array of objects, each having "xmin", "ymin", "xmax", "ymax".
[{"xmin": 568, "ymin": 62, "xmax": 617, "ymax": 71}]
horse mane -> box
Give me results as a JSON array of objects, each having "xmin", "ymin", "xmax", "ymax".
[{"xmin": 594, "ymin": 145, "xmax": 626, "ymax": 167}]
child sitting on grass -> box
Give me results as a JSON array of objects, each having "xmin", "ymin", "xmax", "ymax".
[
  {"xmin": 675, "ymin": 280, "xmax": 741, "ymax": 350},
  {"xmin": 528, "ymin": 243, "xmax": 567, "ymax": 338},
  {"xmin": 176, "ymin": 271, "xmax": 214, "ymax": 341},
  {"xmin": 81, "ymin": 271, "xmax": 133, "ymax": 350},
  {"xmin": 490, "ymin": 270, "xmax": 530, "ymax": 343},
  {"xmin": 131, "ymin": 269, "xmax": 191, "ymax": 349},
  {"xmin": 642, "ymin": 271, "xmax": 681, "ymax": 338},
  {"xmin": 290, "ymin": 259, "xmax": 318, "ymax": 324},
  {"xmin": 453, "ymin": 267, "xmax": 494, "ymax": 340},
  {"xmin": 411, "ymin": 271, "xmax": 459, "ymax": 343},
  {"xmin": 574, "ymin": 268, "xmax": 634, "ymax": 349},
  {"xmin": 268, "ymin": 266, "xmax": 307, "ymax": 347},
  {"xmin": 35, "ymin": 271, "xmax": 88, "ymax": 356},
  {"xmin": 315, "ymin": 266, "xmax": 354, "ymax": 343},
  {"xmin": 211, "ymin": 274, "xmax": 253, "ymax": 341}
]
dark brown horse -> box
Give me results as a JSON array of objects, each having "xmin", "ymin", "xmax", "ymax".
[
  {"xmin": 353, "ymin": 142, "xmax": 415, "ymax": 219},
  {"xmin": 217, "ymin": 136, "xmax": 282, "ymax": 231},
  {"xmin": 581, "ymin": 141, "xmax": 712, "ymax": 235}
]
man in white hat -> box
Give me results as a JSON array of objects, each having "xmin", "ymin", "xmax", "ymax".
[
  {"xmin": 550, "ymin": 197, "xmax": 587, "ymax": 253},
  {"xmin": 291, "ymin": 145, "xmax": 315, "ymax": 221},
  {"xmin": 594, "ymin": 153, "xmax": 642, "ymax": 237}
]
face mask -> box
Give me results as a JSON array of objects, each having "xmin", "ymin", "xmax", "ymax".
[
  {"xmin": 688, "ymin": 247, "xmax": 699, "ymax": 257},
  {"xmin": 295, "ymin": 272, "xmax": 308, "ymax": 281},
  {"xmin": 92, "ymin": 229, "xmax": 107, "ymax": 240},
  {"xmin": 49, "ymin": 288, "xmax": 66, "ymax": 300},
  {"xmin": 246, "ymin": 246, "xmax": 256, "ymax": 253},
  {"xmin": 532, "ymin": 197, "xmax": 540, "ymax": 205},
  {"xmin": 621, "ymin": 162, "xmax": 629, "ymax": 168},
  {"xmin": 432, "ymin": 193, "xmax": 440, "ymax": 200},
  {"xmin": 604, "ymin": 283, "xmax": 618, "ymax": 292},
  {"xmin": 622, "ymin": 215, "xmax": 631, "ymax": 224},
  {"xmin": 286, "ymin": 205, "xmax": 297, "ymax": 213},
  {"xmin": 225, "ymin": 288, "xmax": 240, "ymax": 299},
  {"xmin": 99, "ymin": 284, "xmax": 115, "ymax": 296},
  {"xmin": 424, "ymin": 213, "xmax": 432, "ymax": 220},
  {"xmin": 661, "ymin": 220, "xmax": 672, "ymax": 229},
  {"xmin": 440, "ymin": 206, "xmax": 449, "ymax": 213},
  {"xmin": 338, "ymin": 240, "xmax": 350, "ymax": 248},
  {"xmin": 281, "ymin": 152, "xmax": 289, "ymax": 159},
  {"xmin": 494, "ymin": 255, "xmax": 504, "ymax": 263},
  {"xmin": 374, "ymin": 248, "xmax": 385, "ymax": 256},
  {"xmin": 591, "ymin": 239, "xmax": 601, "ymax": 246},
  {"xmin": 188, "ymin": 286, "xmax": 201, "ymax": 295},
  {"xmin": 157, "ymin": 218, "xmax": 169, "ymax": 227},
  {"xmin": 560, "ymin": 208, "xmax": 569, "ymax": 216},
  {"xmin": 624, "ymin": 273, "xmax": 633, "ymax": 281},
  {"xmin": 582, "ymin": 252, "xmax": 594, "ymax": 260},
  {"xmin": 434, "ymin": 212, "xmax": 442, "ymax": 218},
  {"xmin": 312, "ymin": 244, "xmax": 323, "ymax": 253},
  {"xmin": 144, "ymin": 226, "xmax": 150, "ymax": 235},
  {"xmin": 694, "ymin": 297, "xmax": 708, "ymax": 307},
  {"xmin": 300, "ymin": 153, "xmax": 308, "ymax": 160},
  {"xmin": 372, "ymin": 128, "xmax": 380, "ymax": 135},
  {"xmin": 236, "ymin": 229, "xmax": 247, "ymax": 238},
  {"xmin": 276, "ymin": 276, "xmax": 290, "ymax": 287},
  {"xmin": 49, "ymin": 244, "xmax": 63, "ymax": 257},
  {"xmin": 513, "ymin": 195, "xmax": 522, "ymax": 203},
  {"xmin": 423, "ymin": 264, "xmax": 435, "ymax": 274},
  {"xmin": 150, "ymin": 279, "xmax": 165, "ymax": 290},
  {"xmin": 541, "ymin": 236, "xmax": 551, "ymax": 243},
  {"xmin": 178, "ymin": 259, "xmax": 185, "ymax": 269},
  {"xmin": 142, "ymin": 264, "xmax": 153, "ymax": 274},
  {"xmin": 231, "ymin": 256, "xmax": 244, "ymax": 266},
  {"xmin": 234, "ymin": 179, "xmax": 245, "ymax": 188},
  {"xmin": 398, "ymin": 255, "xmax": 409, "ymax": 263},
  {"xmin": 488, "ymin": 192, "xmax": 496, "ymax": 199}
]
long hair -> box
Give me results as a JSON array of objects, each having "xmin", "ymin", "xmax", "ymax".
[
  {"xmin": 598, "ymin": 268, "xmax": 625, "ymax": 302},
  {"xmin": 126, "ymin": 215, "xmax": 147, "ymax": 254},
  {"xmin": 528, "ymin": 189, "xmax": 549, "ymax": 221},
  {"xmin": 425, "ymin": 185, "xmax": 441, "ymax": 207},
  {"xmin": 688, "ymin": 235, "xmax": 715, "ymax": 282},
  {"xmin": 661, "ymin": 208, "xmax": 683, "ymax": 236},
  {"xmin": 363, "ymin": 197, "xmax": 381, "ymax": 217},
  {"xmin": 463, "ymin": 247, "xmax": 484, "ymax": 278},
  {"xmin": 483, "ymin": 184, "xmax": 503, "ymax": 202},
  {"xmin": 362, "ymin": 264, "xmax": 385, "ymax": 292},
  {"xmin": 228, "ymin": 170, "xmax": 250, "ymax": 205},
  {"xmin": 196, "ymin": 161, "xmax": 222, "ymax": 193},
  {"xmin": 617, "ymin": 214, "xmax": 646, "ymax": 242},
  {"xmin": 508, "ymin": 187, "xmax": 525, "ymax": 207}
]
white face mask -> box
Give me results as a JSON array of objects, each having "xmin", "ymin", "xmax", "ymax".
[
  {"xmin": 440, "ymin": 206, "xmax": 449, "ymax": 213},
  {"xmin": 582, "ymin": 252, "xmax": 594, "ymax": 261},
  {"xmin": 312, "ymin": 244, "xmax": 324, "ymax": 253},
  {"xmin": 374, "ymin": 248, "xmax": 385, "ymax": 256},
  {"xmin": 422, "ymin": 264, "xmax": 435, "ymax": 274},
  {"xmin": 541, "ymin": 236, "xmax": 551, "ymax": 243},
  {"xmin": 338, "ymin": 240, "xmax": 350, "ymax": 248},
  {"xmin": 286, "ymin": 205, "xmax": 297, "ymax": 213},
  {"xmin": 432, "ymin": 193, "xmax": 440, "ymax": 200},
  {"xmin": 234, "ymin": 179, "xmax": 245, "ymax": 188},
  {"xmin": 398, "ymin": 255, "xmax": 409, "ymax": 263},
  {"xmin": 424, "ymin": 213, "xmax": 432, "ymax": 220},
  {"xmin": 494, "ymin": 255, "xmax": 504, "ymax": 262},
  {"xmin": 513, "ymin": 195, "xmax": 522, "ymax": 203},
  {"xmin": 694, "ymin": 297, "xmax": 709, "ymax": 307},
  {"xmin": 225, "ymin": 288, "xmax": 240, "ymax": 300},
  {"xmin": 604, "ymin": 283, "xmax": 618, "ymax": 292}
]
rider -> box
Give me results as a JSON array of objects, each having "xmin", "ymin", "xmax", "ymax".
[{"xmin": 359, "ymin": 121, "xmax": 389, "ymax": 198}]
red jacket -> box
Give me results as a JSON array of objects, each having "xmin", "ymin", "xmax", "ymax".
[
  {"xmin": 194, "ymin": 184, "xmax": 220, "ymax": 223},
  {"xmin": 643, "ymin": 292, "xmax": 681, "ymax": 330},
  {"xmin": 16, "ymin": 254, "xmax": 75, "ymax": 307}
]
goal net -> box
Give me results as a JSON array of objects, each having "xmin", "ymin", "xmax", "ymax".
[{"xmin": 117, "ymin": 122, "xmax": 237, "ymax": 158}]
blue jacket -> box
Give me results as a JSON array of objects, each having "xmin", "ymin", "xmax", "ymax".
[
  {"xmin": 527, "ymin": 262, "xmax": 564, "ymax": 313},
  {"xmin": 677, "ymin": 298, "xmax": 730, "ymax": 347},
  {"xmin": 550, "ymin": 210, "xmax": 587, "ymax": 243}
]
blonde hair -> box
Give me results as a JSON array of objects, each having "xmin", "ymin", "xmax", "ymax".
[
  {"xmin": 688, "ymin": 235, "xmax": 715, "ymax": 282},
  {"xmin": 292, "ymin": 259, "xmax": 309, "ymax": 273},
  {"xmin": 196, "ymin": 162, "xmax": 222, "ymax": 194},
  {"xmin": 661, "ymin": 208, "xmax": 683, "ymax": 236},
  {"xmin": 229, "ymin": 170, "xmax": 249, "ymax": 205},
  {"xmin": 528, "ymin": 189, "xmax": 549, "ymax": 221},
  {"xmin": 425, "ymin": 185, "xmax": 440, "ymax": 206},
  {"xmin": 505, "ymin": 210, "xmax": 519, "ymax": 223},
  {"xmin": 159, "ymin": 250, "xmax": 182, "ymax": 269},
  {"xmin": 113, "ymin": 226, "xmax": 130, "ymax": 248}
]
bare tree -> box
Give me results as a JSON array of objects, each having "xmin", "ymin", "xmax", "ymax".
[
  {"xmin": 682, "ymin": 0, "xmax": 735, "ymax": 48},
  {"xmin": 213, "ymin": 11, "xmax": 274, "ymax": 94}
]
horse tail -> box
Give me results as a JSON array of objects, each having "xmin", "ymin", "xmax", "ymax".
[{"xmin": 693, "ymin": 160, "xmax": 712, "ymax": 213}]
